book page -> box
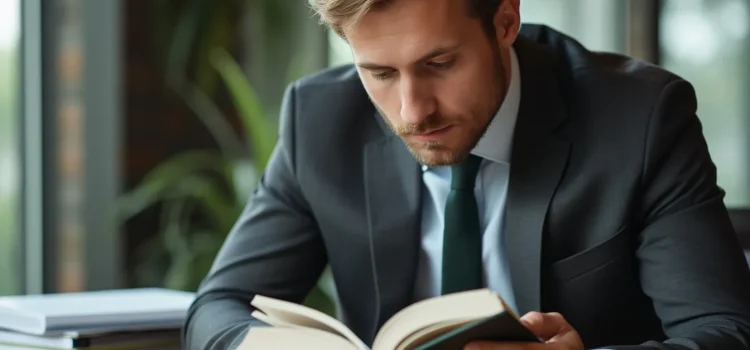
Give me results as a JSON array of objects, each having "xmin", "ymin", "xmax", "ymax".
[
  {"xmin": 372, "ymin": 289, "xmax": 504, "ymax": 350},
  {"xmin": 238, "ymin": 327, "xmax": 359, "ymax": 350},
  {"xmin": 251, "ymin": 295, "xmax": 368, "ymax": 350}
]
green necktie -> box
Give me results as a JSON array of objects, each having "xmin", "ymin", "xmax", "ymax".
[{"xmin": 441, "ymin": 154, "xmax": 483, "ymax": 295}]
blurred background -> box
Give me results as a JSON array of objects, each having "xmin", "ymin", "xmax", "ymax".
[{"xmin": 0, "ymin": 0, "xmax": 748, "ymax": 315}]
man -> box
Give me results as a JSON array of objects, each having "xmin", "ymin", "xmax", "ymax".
[{"xmin": 183, "ymin": 0, "xmax": 750, "ymax": 349}]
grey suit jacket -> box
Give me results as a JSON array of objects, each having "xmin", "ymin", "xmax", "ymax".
[{"xmin": 183, "ymin": 24, "xmax": 750, "ymax": 349}]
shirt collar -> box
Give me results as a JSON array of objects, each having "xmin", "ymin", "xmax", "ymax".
[
  {"xmin": 421, "ymin": 47, "xmax": 521, "ymax": 171},
  {"xmin": 470, "ymin": 46, "xmax": 521, "ymax": 165}
]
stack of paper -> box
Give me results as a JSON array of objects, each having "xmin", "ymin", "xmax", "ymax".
[{"xmin": 0, "ymin": 288, "xmax": 195, "ymax": 349}]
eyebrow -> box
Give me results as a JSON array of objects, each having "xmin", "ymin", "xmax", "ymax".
[{"xmin": 356, "ymin": 44, "xmax": 462, "ymax": 70}]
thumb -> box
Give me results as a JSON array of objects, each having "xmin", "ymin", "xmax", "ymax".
[{"xmin": 519, "ymin": 312, "xmax": 571, "ymax": 341}]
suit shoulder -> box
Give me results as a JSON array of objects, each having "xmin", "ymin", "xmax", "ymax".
[
  {"xmin": 294, "ymin": 64, "xmax": 363, "ymax": 93},
  {"xmin": 571, "ymin": 52, "xmax": 686, "ymax": 93},
  {"xmin": 281, "ymin": 64, "xmax": 381, "ymax": 149},
  {"xmin": 288, "ymin": 63, "xmax": 373, "ymax": 114},
  {"xmin": 554, "ymin": 44, "xmax": 694, "ymax": 124},
  {"xmin": 287, "ymin": 64, "xmax": 371, "ymax": 118},
  {"xmin": 521, "ymin": 24, "xmax": 687, "ymax": 100},
  {"xmin": 546, "ymin": 36, "xmax": 698, "ymax": 148}
]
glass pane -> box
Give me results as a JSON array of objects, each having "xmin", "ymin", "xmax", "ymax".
[
  {"xmin": 328, "ymin": 0, "xmax": 627, "ymax": 67},
  {"xmin": 520, "ymin": 0, "xmax": 626, "ymax": 53},
  {"xmin": 328, "ymin": 30, "xmax": 352, "ymax": 67},
  {"xmin": 0, "ymin": 0, "xmax": 21, "ymax": 295},
  {"xmin": 660, "ymin": 0, "xmax": 750, "ymax": 207}
]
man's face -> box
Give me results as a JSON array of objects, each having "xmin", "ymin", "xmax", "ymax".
[{"xmin": 346, "ymin": 0, "xmax": 516, "ymax": 166}]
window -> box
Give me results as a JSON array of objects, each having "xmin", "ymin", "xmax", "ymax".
[
  {"xmin": 520, "ymin": 0, "xmax": 626, "ymax": 54},
  {"xmin": 328, "ymin": 31, "xmax": 352, "ymax": 68},
  {"xmin": 660, "ymin": 0, "xmax": 750, "ymax": 207},
  {"xmin": 0, "ymin": 0, "xmax": 21, "ymax": 295}
]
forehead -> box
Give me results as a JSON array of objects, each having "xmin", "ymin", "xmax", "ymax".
[{"xmin": 345, "ymin": 0, "xmax": 478, "ymax": 64}]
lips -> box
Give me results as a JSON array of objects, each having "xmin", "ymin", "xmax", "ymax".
[{"xmin": 412, "ymin": 125, "xmax": 453, "ymax": 141}]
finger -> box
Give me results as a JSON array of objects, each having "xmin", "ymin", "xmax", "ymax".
[
  {"xmin": 520, "ymin": 312, "xmax": 571, "ymax": 340},
  {"xmin": 518, "ymin": 311, "xmax": 545, "ymax": 332}
]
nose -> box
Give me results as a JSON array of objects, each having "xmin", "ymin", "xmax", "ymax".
[{"xmin": 399, "ymin": 76, "xmax": 436, "ymax": 125}]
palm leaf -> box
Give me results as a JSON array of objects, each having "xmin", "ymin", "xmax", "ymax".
[
  {"xmin": 167, "ymin": 173, "xmax": 240, "ymax": 234},
  {"xmin": 159, "ymin": 197, "xmax": 193, "ymax": 290},
  {"xmin": 114, "ymin": 150, "xmax": 230, "ymax": 220},
  {"xmin": 210, "ymin": 48, "xmax": 277, "ymax": 171},
  {"xmin": 173, "ymin": 74, "xmax": 247, "ymax": 159}
]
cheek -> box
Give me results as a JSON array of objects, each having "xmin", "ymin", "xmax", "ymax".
[
  {"xmin": 435, "ymin": 70, "xmax": 487, "ymax": 117},
  {"xmin": 362, "ymin": 79, "xmax": 402, "ymax": 122}
]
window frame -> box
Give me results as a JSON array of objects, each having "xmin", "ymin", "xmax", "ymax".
[
  {"xmin": 20, "ymin": 0, "xmax": 125, "ymax": 295},
  {"xmin": 20, "ymin": 0, "xmax": 44, "ymax": 295}
]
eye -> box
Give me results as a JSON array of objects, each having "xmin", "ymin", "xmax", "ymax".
[
  {"xmin": 371, "ymin": 70, "xmax": 394, "ymax": 81},
  {"xmin": 429, "ymin": 59, "xmax": 454, "ymax": 69}
]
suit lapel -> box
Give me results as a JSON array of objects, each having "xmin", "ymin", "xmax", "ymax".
[
  {"xmin": 505, "ymin": 35, "xmax": 570, "ymax": 315},
  {"xmin": 364, "ymin": 120, "xmax": 422, "ymax": 340}
]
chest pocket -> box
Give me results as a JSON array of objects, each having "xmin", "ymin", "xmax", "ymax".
[{"xmin": 550, "ymin": 225, "xmax": 632, "ymax": 282}]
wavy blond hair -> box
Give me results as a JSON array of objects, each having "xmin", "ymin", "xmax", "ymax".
[
  {"xmin": 308, "ymin": 0, "xmax": 504, "ymax": 38},
  {"xmin": 307, "ymin": 0, "xmax": 387, "ymax": 37}
]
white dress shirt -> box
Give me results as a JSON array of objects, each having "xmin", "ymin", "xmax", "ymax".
[{"xmin": 412, "ymin": 47, "xmax": 522, "ymax": 314}]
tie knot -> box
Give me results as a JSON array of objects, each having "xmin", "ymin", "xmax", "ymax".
[{"xmin": 450, "ymin": 154, "xmax": 482, "ymax": 190}]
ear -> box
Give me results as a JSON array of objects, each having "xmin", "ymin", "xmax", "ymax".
[{"xmin": 493, "ymin": 0, "xmax": 521, "ymax": 48}]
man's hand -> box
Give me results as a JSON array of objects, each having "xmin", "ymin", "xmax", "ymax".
[{"xmin": 464, "ymin": 312, "xmax": 585, "ymax": 350}]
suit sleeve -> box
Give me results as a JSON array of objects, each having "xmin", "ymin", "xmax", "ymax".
[
  {"xmin": 607, "ymin": 79, "xmax": 750, "ymax": 350},
  {"xmin": 182, "ymin": 83, "xmax": 328, "ymax": 350}
]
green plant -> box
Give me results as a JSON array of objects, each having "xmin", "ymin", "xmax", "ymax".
[
  {"xmin": 116, "ymin": 47, "xmax": 337, "ymax": 315},
  {"xmin": 0, "ymin": 43, "xmax": 21, "ymax": 295},
  {"xmin": 117, "ymin": 0, "xmax": 337, "ymax": 316}
]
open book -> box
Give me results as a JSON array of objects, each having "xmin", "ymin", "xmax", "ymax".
[{"xmin": 238, "ymin": 288, "xmax": 541, "ymax": 350}]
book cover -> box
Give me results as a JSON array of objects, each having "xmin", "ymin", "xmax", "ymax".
[{"xmin": 414, "ymin": 311, "xmax": 542, "ymax": 350}]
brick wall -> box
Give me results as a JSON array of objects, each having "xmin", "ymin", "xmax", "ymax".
[{"xmin": 55, "ymin": 0, "xmax": 84, "ymax": 293}]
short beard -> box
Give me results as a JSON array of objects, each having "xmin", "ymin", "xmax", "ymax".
[{"xmin": 376, "ymin": 45, "xmax": 507, "ymax": 167}]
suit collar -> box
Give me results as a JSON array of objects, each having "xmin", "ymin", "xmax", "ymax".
[
  {"xmin": 503, "ymin": 30, "xmax": 571, "ymax": 315},
  {"xmin": 512, "ymin": 29, "xmax": 569, "ymax": 136}
]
